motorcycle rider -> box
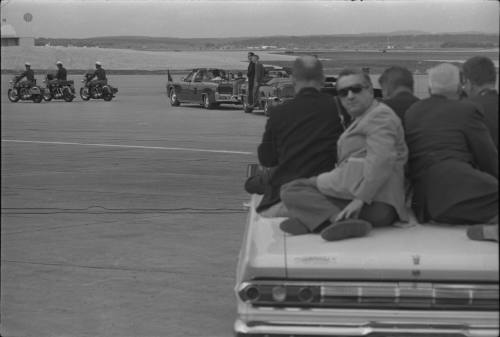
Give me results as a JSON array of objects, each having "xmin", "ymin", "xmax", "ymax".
[
  {"xmin": 48, "ymin": 61, "xmax": 67, "ymax": 89},
  {"xmin": 15, "ymin": 62, "xmax": 36, "ymax": 88},
  {"xmin": 87, "ymin": 61, "xmax": 107, "ymax": 92}
]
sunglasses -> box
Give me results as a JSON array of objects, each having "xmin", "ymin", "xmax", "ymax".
[{"xmin": 337, "ymin": 84, "xmax": 368, "ymax": 98}]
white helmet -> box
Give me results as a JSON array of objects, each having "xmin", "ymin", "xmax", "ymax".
[
  {"xmin": 56, "ymin": 61, "xmax": 63, "ymax": 65},
  {"xmin": 95, "ymin": 61, "xmax": 102, "ymax": 66},
  {"xmin": 25, "ymin": 62, "xmax": 31, "ymax": 66}
]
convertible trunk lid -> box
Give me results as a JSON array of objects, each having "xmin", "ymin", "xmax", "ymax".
[
  {"xmin": 239, "ymin": 195, "xmax": 498, "ymax": 283},
  {"xmin": 285, "ymin": 216, "xmax": 498, "ymax": 282}
]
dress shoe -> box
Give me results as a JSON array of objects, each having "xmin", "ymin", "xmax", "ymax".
[{"xmin": 320, "ymin": 219, "xmax": 372, "ymax": 241}]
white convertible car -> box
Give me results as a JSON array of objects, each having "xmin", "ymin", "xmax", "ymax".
[{"xmin": 234, "ymin": 194, "xmax": 499, "ymax": 337}]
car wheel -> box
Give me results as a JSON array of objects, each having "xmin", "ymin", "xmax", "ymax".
[
  {"xmin": 202, "ymin": 94, "xmax": 214, "ymax": 109},
  {"xmin": 7, "ymin": 88, "xmax": 20, "ymax": 102},
  {"xmin": 32, "ymin": 94, "xmax": 43, "ymax": 103},
  {"xmin": 42, "ymin": 89, "xmax": 53, "ymax": 101},
  {"xmin": 80, "ymin": 87, "xmax": 90, "ymax": 101},
  {"xmin": 102, "ymin": 86, "xmax": 113, "ymax": 101},
  {"xmin": 169, "ymin": 88, "xmax": 180, "ymax": 106},
  {"xmin": 63, "ymin": 88, "xmax": 74, "ymax": 102},
  {"xmin": 243, "ymin": 100, "xmax": 253, "ymax": 113},
  {"xmin": 264, "ymin": 100, "xmax": 270, "ymax": 116}
]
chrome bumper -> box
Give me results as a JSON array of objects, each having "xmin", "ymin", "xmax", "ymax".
[
  {"xmin": 235, "ymin": 305, "xmax": 499, "ymax": 337},
  {"xmin": 214, "ymin": 93, "xmax": 241, "ymax": 103}
]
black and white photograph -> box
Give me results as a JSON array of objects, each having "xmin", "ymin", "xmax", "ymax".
[{"xmin": 1, "ymin": 0, "xmax": 499, "ymax": 336}]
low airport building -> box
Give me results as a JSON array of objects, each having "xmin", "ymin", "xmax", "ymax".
[{"xmin": 1, "ymin": 23, "xmax": 34, "ymax": 47}]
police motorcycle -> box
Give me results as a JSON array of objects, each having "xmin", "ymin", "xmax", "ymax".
[
  {"xmin": 42, "ymin": 74, "xmax": 76, "ymax": 102},
  {"xmin": 80, "ymin": 73, "xmax": 118, "ymax": 102},
  {"xmin": 7, "ymin": 76, "xmax": 43, "ymax": 103}
]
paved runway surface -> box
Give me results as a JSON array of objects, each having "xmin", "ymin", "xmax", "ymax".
[{"xmin": 1, "ymin": 75, "xmax": 266, "ymax": 337}]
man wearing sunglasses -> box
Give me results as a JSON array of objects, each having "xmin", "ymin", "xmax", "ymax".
[{"xmin": 280, "ymin": 68, "xmax": 408, "ymax": 241}]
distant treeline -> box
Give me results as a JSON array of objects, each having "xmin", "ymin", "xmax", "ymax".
[{"xmin": 35, "ymin": 33, "xmax": 499, "ymax": 51}]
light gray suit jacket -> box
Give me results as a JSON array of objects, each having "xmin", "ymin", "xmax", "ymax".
[{"xmin": 316, "ymin": 100, "xmax": 409, "ymax": 221}]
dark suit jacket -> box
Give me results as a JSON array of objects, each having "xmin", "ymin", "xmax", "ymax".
[
  {"xmin": 404, "ymin": 95, "xmax": 498, "ymax": 223},
  {"xmin": 247, "ymin": 62, "xmax": 255, "ymax": 83},
  {"xmin": 257, "ymin": 87, "xmax": 345, "ymax": 212},
  {"xmin": 383, "ymin": 91, "xmax": 419, "ymax": 123},
  {"xmin": 468, "ymin": 89, "xmax": 498, "ymax": 148},
  {"xmin": 56, "ymin": 67, "xmax": 67, "ymax": 81},
  {"xmin": 254, "ymin": 62, "xmax": 266, "ymax": 85}
]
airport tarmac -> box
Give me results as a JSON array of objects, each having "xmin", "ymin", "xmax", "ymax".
[{"xmin": 1, "ymin": 75, "xmax": 265, "ymax": 337}]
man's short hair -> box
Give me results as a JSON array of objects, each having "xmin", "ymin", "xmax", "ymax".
[
  {"xmin": 462, "ymin": 56, "xmax": 497, "ymax": 86},
  {"xmin": 292, "ymin": 56, "xmax": 324, "ymax": 83},
  {"xmin": 337, "ymin": 68, "xmax": 373, "ymax": 87},
  {"xmin": 378, "ymin": 66, "xmax": 414, "ymax": 92},
  {"xmin": 248, "ymin": 52, "xmax": 255, "ymax": 56},
  {"xmin": 428, "ymin": 63, "xmax": 460, "ymax": 95}
]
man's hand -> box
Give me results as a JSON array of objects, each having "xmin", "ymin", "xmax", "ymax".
[{"xmin": 335, "ymin": 198, "xmax": 364, "ymax": 222}]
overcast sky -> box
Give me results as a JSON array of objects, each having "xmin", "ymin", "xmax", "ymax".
[{"xmin": 1, "ymin": 0, "xmax": 498, "ymax": 39}]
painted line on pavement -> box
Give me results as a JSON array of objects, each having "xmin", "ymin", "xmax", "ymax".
[{"xmin": 1, "ymin": 139, "xmax": 253, "ymax": 155}]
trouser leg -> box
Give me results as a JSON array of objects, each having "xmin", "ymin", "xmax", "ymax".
[
  {"xmin": 281, "ymin": 178, "xmax": 347, "ymax": 232},
  {"xmin": 247, "ymin": 82, "xmax": 254, "ymax": 106},
  {"xmin": 282, "ymin": 178, "xmax": 399, "ymax": 231},
  {"xmin": 435, "ymin": 191, "xmax": 498, "ymax": 224},
  {"xmin": 252, "ymin": 85, "xmax": 260, "ymax": 107},
  {"xmin": 359, "ymin": 202, "xmax": 398, "ymax": 227}
]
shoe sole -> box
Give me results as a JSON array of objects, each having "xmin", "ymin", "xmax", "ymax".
[{"xmin": 321, "ymin": 219, "xmax": 372, "ymax": 241}]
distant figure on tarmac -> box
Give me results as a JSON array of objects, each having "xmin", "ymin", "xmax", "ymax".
[
  {"xmin": 279, "ymin": 68, "xmax": 408, "ymax": 241},
  {"xmin": 251, "ymin": 54, "xmax": 266, "ymax": 108},
  {"xmin": 247, "ymin": 56, "xmax": 346, "ymax": 218},
  {"xmin": 16, "ymin": 62, "xmax": 35, "ymax": 87},
  {"xmin": 88, "ymin": 61, "xmax": 107, "ymax": 89},
  {"xmin": 246, "ymin": 52, "xmax": 255, "ymax": 106},
  {"xmin": 404, "ymin": 63, "xmax": 498, "ymax": 229},
  {"xmin": 461, "ymin": 55, "xmax": 498, "ymax": 148},
  {"xmin": 378, "ymin": 66, "xmax": 419, "ymax": 123}
]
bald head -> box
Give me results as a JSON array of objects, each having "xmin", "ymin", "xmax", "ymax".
[
  {"xmin": 428, "ymin": 63, "xmax": 461, "ymax": 97},
  {"xmin": 292, "ymin": 56, "xmax": 324, "ymax": 90}
]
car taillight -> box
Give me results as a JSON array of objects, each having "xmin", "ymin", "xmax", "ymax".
[
  {"xmin": 239, "ymin": 282, "xmax": 320, "ymax": 305},
  {"xmin": 238, "ymin": 281, "xmax": 499, "ymax": 310}
]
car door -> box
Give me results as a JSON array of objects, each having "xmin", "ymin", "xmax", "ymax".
[
  {"xmin": 190, "ymin": 69, "xmax": 207, "ymax": 102},
  {"xmin": 177, "ymin": 70, "xmax": 195, "ymax": 102}
]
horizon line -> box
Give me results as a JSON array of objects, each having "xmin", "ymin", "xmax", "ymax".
[{"xmin": 33, "ymin": 31, "xmax": 500, "ymax": 40}]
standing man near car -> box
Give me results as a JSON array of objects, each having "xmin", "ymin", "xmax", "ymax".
[
  {"xmin": 252, "ymin": 54, "xmax": 266, "ymax": 108},
  {"xmin": 253, "ymin": 56, "xmax": 346, "ymax": 217},
  {"xmin": 246, "ymin": 52, "xmax": 255, "ymax": 107}
]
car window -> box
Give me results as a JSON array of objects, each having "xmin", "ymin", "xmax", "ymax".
[{"xmin": 185, "ymin": 71, "xmax": 195, "ymax": 82}]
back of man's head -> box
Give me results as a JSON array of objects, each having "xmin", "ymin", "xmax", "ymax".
[
  {"xmin": 378, "ymin": 66, "xmax": 414, "ymax": 97},
  {"xmin": 428, "ymin": 63, "xmax": 460, "ymax": 96},
  {"xmin": 292, "ymin": 56, "xmax": 324, "ymax": 88},
  {"xmin": 462, "ymin": 56, "xmax": 497, "ymax": 86}
]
